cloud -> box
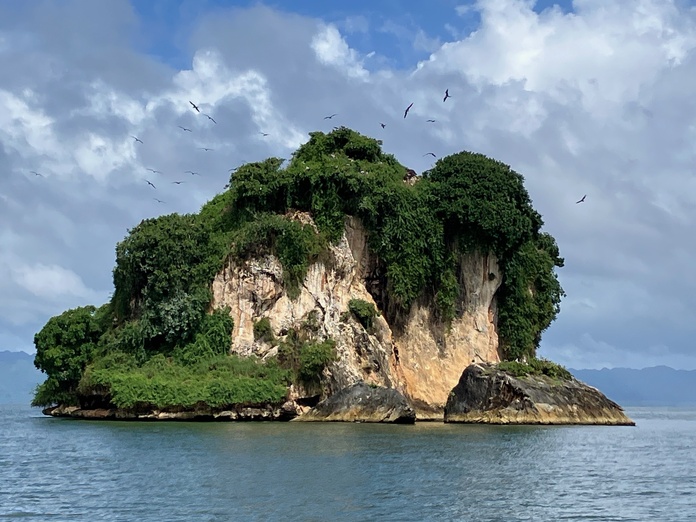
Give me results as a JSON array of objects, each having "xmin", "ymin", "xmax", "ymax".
[
  {"xmin": 1, "ymin": 0, "xmax": 695, "ymax": 370},
  {"xmin": 11, "ymin": 263, "xmax": 98, "ymax": 301},
  {"xmin": 312, "ymin": 24, "xmax": 370, "ymax": 81}
]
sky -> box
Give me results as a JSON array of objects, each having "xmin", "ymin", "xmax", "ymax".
[{"xmin": 2, "ymin": 0, "xmax": 696, "ymax": 370}]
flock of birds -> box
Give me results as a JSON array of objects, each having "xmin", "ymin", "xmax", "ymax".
[{"xmin": 28, "ymin": 89, "xmax": 587, "ymax": 206}]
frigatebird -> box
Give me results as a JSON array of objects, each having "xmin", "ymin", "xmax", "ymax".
[
  {"xmin": 185, "ymin": 170, "xmax": 200, "ymax": 176},
  {"xmin": 146, "ymin": 180, "xmax": 156, "ymax": 189},
  {"xmin": 154, "ymin": 198, "xmax": 165, "ymax": 204},
  {"xmin": 30, "ymin": 171, "xmax": 43, "ymax": 177},
  {"xmin": 443, "ymin": 89, "xmax": 451, "ymax": 102},
  {"xmin": 324, "ymin": 113, "xmax": 337, "ymax": 119},
  {"xmin": 380, "ymin": 122, "xmax": 386, "ymax": 128},
  {"xmin": 131, "ymin": 135, "xmax": 143, "ymax": 144},
  {"xmin": 423, "ymin": 152, "xmax": 437, "ymax": 158},
  {"xmin": 426, "ymin": 119, "xmax": 436, "ymax": 123},
  {"xmin": 259, "ymin": 132, "xmax": 269, "ymax": 137},
  {"xmin": 189, "ymin": 101, "xmax": 200, "ymax": 112},
  {"xmin": 198, "ymin": 147, "xmax": 214, "ymax": 152},
  {"xmin": 178, "ymin": 126, "xmax": 192, "ymax": 132},
  {"xmin": 172, "ymin": 181, "xmax": 185, "ymax": 185},
  {"xmin": 576, "ymin": 195, "xmax": 587, "ymax": 204},
  {"xmin": 403, "ymin": 102, "xmax": 413, "ymax": 119},
  {"xmin": 146, "ymin": 168, "xmax": 161, "ymax": 174},
  {"xmin": 204, "ymin": 114, "xmax": 217, "ymax": 124}
]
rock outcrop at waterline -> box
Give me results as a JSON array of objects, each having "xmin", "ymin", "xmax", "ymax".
[
  {"xmin": 43, "ymin": 402, "xmax": 302, "ymax": 421},
  {"xmin": 293, "ymin": 382, "xmax": 416, "ymax": 423},
  {"xmin": 444, "ymin": 364, "xmax": 635, "ymax": 425}
]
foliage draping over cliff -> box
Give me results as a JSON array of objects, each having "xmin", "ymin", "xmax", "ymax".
[{"xmin": 32, "ymin": 127, "xmax": 564, "ymax": 408}]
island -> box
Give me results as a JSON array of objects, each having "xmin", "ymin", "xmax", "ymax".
[{"xmin": 33, "ymin": 127, "xmax": 633, "ymax": 425}]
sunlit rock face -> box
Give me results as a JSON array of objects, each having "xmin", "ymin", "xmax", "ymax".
[{"xmin": 211, "ymin": 213, "xmax": 501, "ymax": 419}]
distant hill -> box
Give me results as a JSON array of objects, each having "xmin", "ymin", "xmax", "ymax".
[
  {"xmin": 0, "ymin": 351, "xmax": 43, "ymax": 406},
  {"xmin": 571, "ymin": 366, "xmax": 696, "ymax": 407}
]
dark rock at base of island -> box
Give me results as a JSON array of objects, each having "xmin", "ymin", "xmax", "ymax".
[
  {"xmin": 293, "ymin": 382, "xmax": 416, "ymax": 424},
  {"xmin": 42, "ymin": 401, "xmax": 301, "ymax": 421},
  {"xmin": 444, "ymin": 363, "xmax": 635, "ymax": 426}
]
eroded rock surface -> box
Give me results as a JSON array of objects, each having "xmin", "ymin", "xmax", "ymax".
[
  {"xmin": 43, "ymin": 403, "xmax": 300, "ymax": 421},
  {"xmin": 444, "ymin": 364, "xmax": 635, "ymax": 425},
  {"xmin": 211, "ymin": 213, "xmax": 502, "ymax": 418},
  {"xmin": 294, "ymin": 382, "xmax": 416, "ymax": 423}
]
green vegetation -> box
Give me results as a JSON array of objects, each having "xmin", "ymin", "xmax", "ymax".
[
  {"xmin": 277, "ymin": 329, "xmax": 337, "ymax": 387},
  {"xmin": 496, "ymin": 358, "xmax": 573, "ymax": 381},
  {"xmin": 348, "ymin": 299, "xmax": 378, "ymax": 330},
  {"xmin": 78, "ymin": 353, "xmax": 289, "ymax": 410},
  {"xmin": 32, "ymin": 305, "xmax": 110, "ymax": 407},
  {"xmin": 232, "ymin": 212, "xmax": 327, "ymax": 299},
  {"xmin": 253, "ymin": 317, "xmax": 275, "ymax": 343},
  {"xmin": 33, "ymin": 126, "xmax": 564, "ymax": 409}
]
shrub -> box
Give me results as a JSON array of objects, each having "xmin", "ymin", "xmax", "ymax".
[
  {"xmin": 299, "ymin": 339, "xmax": 337, "ymax": 384},
  {"xmin": 276, "ymin": 329, "xmax": 337, "ymax": 386},
  {"xmin": 80, "ymin": 353, "xmax": 289, "ymax": 410},
  {"xmin": 497, "ymin": 358, "xmax": 572, "ymax": 381},
  {"xmin": 348, "ymin": 299, "xmax": 378, "ymax": 330},
  {"xmin": 301, "ymin": 310, "xmax": 321, "ymax": 333},
  {"xmin": 173, "ymin": 308, "xmax": 234, "ymax": 365},
  {"xmin": 232, "ymin": 213, "xmax": 327, "ymax": 299},
  {"xmin": 253, "ymin": 317, "xmax": 275, "ymax": 343}
]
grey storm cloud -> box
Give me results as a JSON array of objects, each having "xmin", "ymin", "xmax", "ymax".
[{"xmin": 1, "ymin": 0, "xmax": 695, "ymax": 370}]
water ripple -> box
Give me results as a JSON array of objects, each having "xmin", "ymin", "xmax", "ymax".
[{"xmin": 1, "ymin": 406, "xmax": 695, "ymax": 521}]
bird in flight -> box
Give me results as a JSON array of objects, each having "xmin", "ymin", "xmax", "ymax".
[
  {"xmin": 146, "ymin": 180, "xmax": 156, "ymax": 189},
  {"xmin": 172, "ymin": 181, "xmax": 185, "ymax": 185},
  {"xmin": 199, "ymin": 147, "xmax": 214, "ymax": 152},
  {"xmin": 30, "ymin": 170, "xmax": 43, "ymax": 177},
  {"xmin": 204, "ymin": 114, "xmax": 217, "ymax": 124},
  {"xmin": 426, "ymin": 119, "xmax": 436, "ymax": 123},
  {"xmin": 154, "ymin": 198, "xmax": 165, "ymax": 204},
  {"xmin": 380, "ymin": 122, "xmax": 386, "ymax": 128},
  {"xmin": 423, "ymin": 152, "xmax": 437, "ymax": 158},
  {"xmin": 259, "ymin": 132, "xmax": 269, "ymax": 137},
  {"xmin": 189, "ymin": 101, "xmax": 200, "ymax": 112},
  {"xmin": 443, "ymin": 89, "xmax": 451, "ymax": 102},
  {"xmin": 576, "ymin": 195, "xmax": 587, "ymax": 204},
  {"xmin": 131, "ymin": 135, "xmax": 143, "ymax": 144},
  {"xmin": 324, "ymin": 113, "xmax": 337, "ymax": 119},
  {"xmin": 178, "ymin": 126, "xmax": 192, "ymax": 132},
  {"xmin": 185, "ymin": 170, "xmax": 200, "ymax": 176},
  {"xmin": 146, "ymin": 168, "xmax": 161, "ymax": 174},
  {"xmin": 404, "ymin": 102, "xmax": 414, "ymax": 119}
]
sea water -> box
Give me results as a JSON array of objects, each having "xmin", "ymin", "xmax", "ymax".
[{"xmin": 1, "ymin": 405, "xmax": 694, "ymax": 521}]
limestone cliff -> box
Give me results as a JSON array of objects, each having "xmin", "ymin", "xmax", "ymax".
[{"xmin": 211, "ymin": 212, "xmax": 501, "ymax": 419}]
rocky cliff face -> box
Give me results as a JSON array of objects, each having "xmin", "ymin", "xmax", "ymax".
[{"xmin": 210, "ymin": 212, "xmax": 501, "ymax": 418}]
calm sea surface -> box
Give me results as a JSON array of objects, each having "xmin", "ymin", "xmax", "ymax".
[{"xmin": 1, "ymin": 405, "xmax": 694, "ymax": 521}]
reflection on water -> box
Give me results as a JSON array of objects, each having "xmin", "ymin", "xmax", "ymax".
[{"xmin": 1, "ymin": 406, "xmax": 694, "ymax": 521}]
